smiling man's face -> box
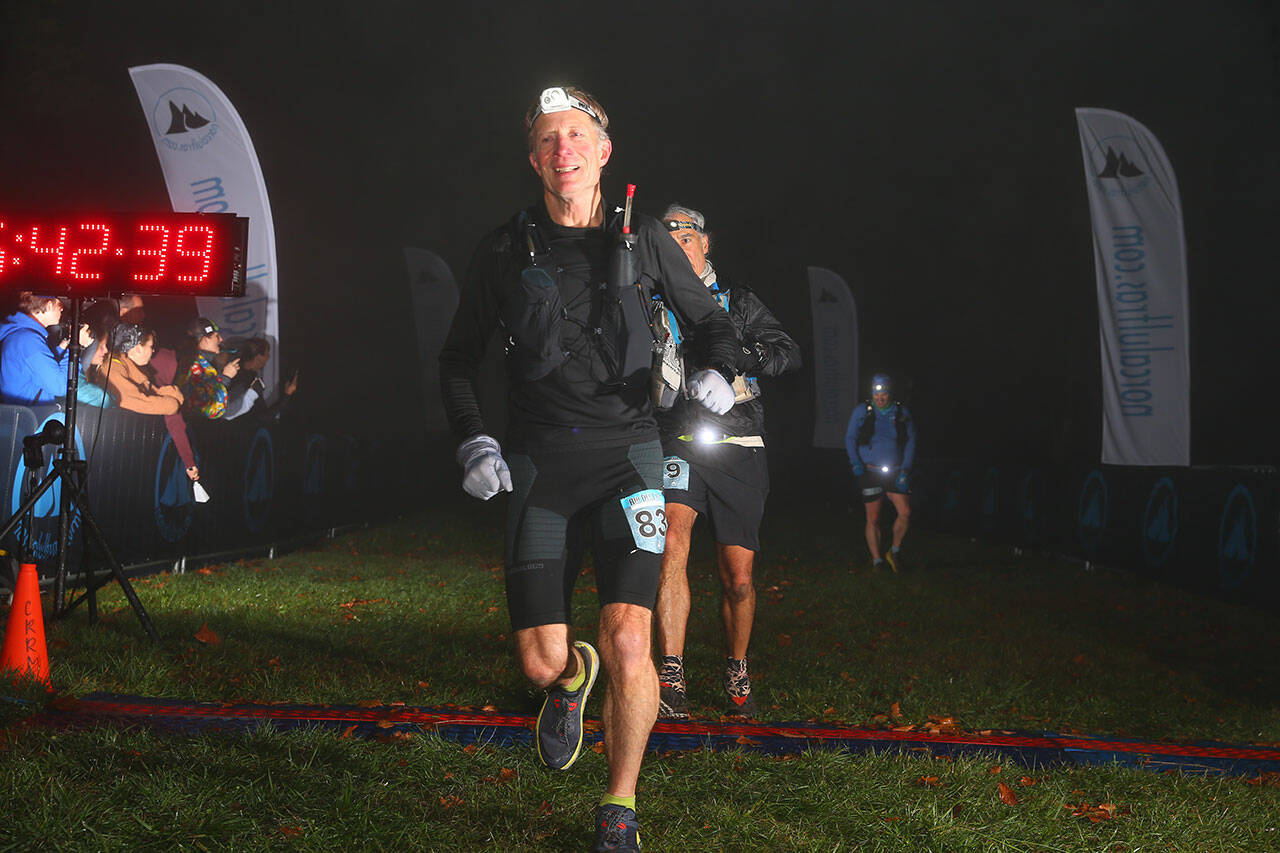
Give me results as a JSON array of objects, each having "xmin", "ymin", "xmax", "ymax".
[{"xmin": 527, "ymin": 109, "xmax": 611, "ymax": 201}]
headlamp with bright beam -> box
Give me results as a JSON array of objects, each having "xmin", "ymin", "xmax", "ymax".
[
  {"xmin": 665, "ymin": 219, "xmax": 704, "ymax": 234},
  {"xmin": 881, "ymin": 466, "xmax": 890, "ymax": 473},
  {"xmin": 697, "ymin": 427, "xmax": 720, "ymax": 445},
  {"xmin": 531, "ymin": 87, "xmax": 601, "ymax": 123}
]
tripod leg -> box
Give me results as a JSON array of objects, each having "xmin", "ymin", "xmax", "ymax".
[{"xmin": 66, "ymin": 484, "xmax": 159, "ymax": 643}]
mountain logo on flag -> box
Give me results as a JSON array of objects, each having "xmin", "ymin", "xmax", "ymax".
[
  {"xmin": 150, "ymin": 87, "xmax": 218, "ymax": 152},
  {"xmin": 1088, "ymin": 135, "xmax": 1152, "ymax": 198},
  {"xmin": 165, "ymin": 101, "xmax": 212, "ymax": 135},
  {"xmin": 1096, "ymin": 147, "xmax": 1144, "ymax": 179}
]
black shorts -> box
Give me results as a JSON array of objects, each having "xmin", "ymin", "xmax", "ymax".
[
  {"xmin": 660, "ymin": 439, "xmax": 769, "ymax": 552},
  {"xmin": 856, "ymin": 468, "xmax": 909, "ymax": 504},
  {"xmin": 503, "ymin": 439, "xmax": 665, "ymax": 631}
]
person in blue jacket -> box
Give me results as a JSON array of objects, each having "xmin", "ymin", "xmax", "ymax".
[
  {"xmin": 0, "ymin": 292, "xmax": 92, "ymax": 406},
  {"xmin": 845, "ymin": 373, "xmax": 917, "ymax": 570}
]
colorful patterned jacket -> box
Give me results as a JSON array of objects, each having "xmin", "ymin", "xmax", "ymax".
[{"xmin": 180, "ymin": 352, "xmax": 228, "ymax": 418}]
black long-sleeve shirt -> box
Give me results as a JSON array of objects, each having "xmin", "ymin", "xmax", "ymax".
[{"xmin": 440, "ymin": 200, "xmax": 739, "ymax": 454}]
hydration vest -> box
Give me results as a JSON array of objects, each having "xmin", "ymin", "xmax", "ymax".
[
  {"xmin": 498, "ymin": 207, "xmax": 658, "ymax": 386},
  {"xmin": 854, "ymin": 400, "xmax": 909, "ymax": 452}
]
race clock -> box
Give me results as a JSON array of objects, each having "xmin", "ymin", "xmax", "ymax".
[{"xmin": 0, "ymin": 211, "xmax": 248, "ymax": 297}]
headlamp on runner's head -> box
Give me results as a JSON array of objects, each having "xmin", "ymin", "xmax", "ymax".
[
  {"xmin": 532, "ymin": 87, "xmax": 601, "ymax": 123},
  {"xmin": 871, "ymin": 373, "xmax": 892, "ymax": 394},
  {"xmin": 665, "ymin": 219, "xmax": 704, "ymax": 234}
]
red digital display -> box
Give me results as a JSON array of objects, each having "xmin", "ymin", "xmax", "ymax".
[{"xmin": 0, "ymin": 212, "xmax": 247, "ymax": 297}]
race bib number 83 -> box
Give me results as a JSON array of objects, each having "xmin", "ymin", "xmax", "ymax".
[{"xmin": 621, "ymin": 488, "xmax": 666, "ymax": 554}]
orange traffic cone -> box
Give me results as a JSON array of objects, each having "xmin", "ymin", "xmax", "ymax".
[{"xmin": 1, "ymin": 563, "xmax": 50, "ymax": 687}]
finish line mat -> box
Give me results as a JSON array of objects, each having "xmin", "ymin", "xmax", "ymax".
[{"xmin": 41, "ymin": 693, "xmax": 1280, "ymax": 778}]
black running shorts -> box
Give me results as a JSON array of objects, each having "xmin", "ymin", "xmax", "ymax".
[
  {"xmin": 503, "ymin": 439, "xmax": 665, "ymax": 631},
  {"xmin": 856, "ymin": 468, "xmax": 908, "ymax": 504},
  {"xmin": 660, "ymin": 440, "xmax": 769, "ymax": 552}
]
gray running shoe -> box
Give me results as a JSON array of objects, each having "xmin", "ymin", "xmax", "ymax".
[
  {"xmin": 535, "ymin": 640, "xmax": 598, "ymax": 770},
  {"xmin": 591, "ymin": 804, "xmax": 642, "ymax": 852},
  {"xmin": 723, "ymin": 656, "xmax": 757, "ymax": 717},
  {"xmin": 657, "ymin": 655, "xmax": 689, "ymax": 720}
]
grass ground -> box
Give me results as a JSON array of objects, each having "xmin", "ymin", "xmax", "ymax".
[{"xmin": 3, "ymin": 499, "xmax": 1280, "ymax": 850}]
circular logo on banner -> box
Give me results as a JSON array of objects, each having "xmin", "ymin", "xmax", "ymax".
[
  {"xmin": 342, "ymin": 436, "xmax": 360, "ymax": 493},
  {"xmin": 1087, "ymin": 134, "xmax": 1153, "ymax": 198},
  {"xmin": 1077, "ymin": 469, "xmax": 1108, "ymax": 559},
  {"xmin": 9, "ymin": 414, "xmax": 84, "ymax": 560},
  {"xmin": 939, "ymin": 470, "xmax": 962, "ymax": 529},
  {"xmin": 303, "ymin": 434, "xmax": 326, "ymax": 523},
  {"xmin": 153, "ymin": 436, "xmax": 198, "ymax": 543},
  {"xmin": 242, "ymin": 428, "xmax": 274, "ymax": 534},
  {"xmin": 152, "ymin": 87, "xmax": 219, "ymax": 153},
  {"xmin": 1141, "ymin": 476, "xmax": 1178, "ymax": 567},
  {"xmin": 1020, "ymin": 469, "xmax": 1041, "ymax": 544},
  {"xmin": 980, "ymin": 467, "xmax": 999, "ymax": 534},
  {"xmin": 1218, "ymin": 484, "xmax": 1257, "ymax": 591}
]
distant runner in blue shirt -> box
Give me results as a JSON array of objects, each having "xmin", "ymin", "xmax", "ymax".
[{"xmin": 845, "ymin": 373, "xmax": 917, "ymax": 570}]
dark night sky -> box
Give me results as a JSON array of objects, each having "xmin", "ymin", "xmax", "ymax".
[{"xmin": 2, "ymin": 0, "xmax": 1277, "ymax": 469}]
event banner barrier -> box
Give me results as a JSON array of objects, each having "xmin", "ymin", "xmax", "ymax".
[
  {"xmin": 911, "ymin": 460, "xmax": 1276, "ymax": 607},
  {"xmin": 0, "ymin": 404, "xmax": 415, "ymax": 575}
]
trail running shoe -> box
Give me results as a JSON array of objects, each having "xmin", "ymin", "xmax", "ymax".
[
  {"xmin": 657, "ymin": 655, "xmax": 689, "ymax": 720},
  {"xmin": 723, "ymin": 656, "xmax": 757, "ymax": 717},
  {"xmin": 591, "ymin": 804, "xmax": 642, "ymax": 852},
  {"xmin": 535, "ymin": 640, "xmax": 598, "ymax": 770},
  {"xmin": 886, "ymin": 549, "xmax": 902, "ymax": 573}
]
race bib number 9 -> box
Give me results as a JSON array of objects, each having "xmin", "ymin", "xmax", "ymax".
[
  {"xmin": 662, "ymin": 456, "xmax": 689, "ymax": 491},
  {"xmin": 620, "ymin": 488, "xmax": 667, "ymax": 554}
]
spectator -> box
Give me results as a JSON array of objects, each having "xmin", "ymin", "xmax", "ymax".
[
  {"xmin": 96, "ymin": 323, "xmax": 183, "ymax": 416},
  {"xmin": 0, "ymin": 292, "xmax": 92, "ymax": 406},
  {"xmin": 178, "ymin": 317, "xmax": 239, "ymax": 419},
  {"xmin": 220, "ymin": 337, "xmax": 299, "ymax": 421},
  {"xmin": 149, "ymin": 346, "xmax": 204, "ymax": 495}
]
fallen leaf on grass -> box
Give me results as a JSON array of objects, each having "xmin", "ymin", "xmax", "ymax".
[
  {"xmin": 279, "ymin": 826, "xmax": 304, "ymax": 837},
  {"xmin": 1065, "ymin": 801, "xmax": 1129, "ymax": 822},
  {"xmin": 339, "ymin": 725, "xmax": 358, "ymax": 739},
  {"xmin": 537, "ymin": 801, "xmax": 553, "ymax": 816},
  {"xmin": 918, "ymin": 776, "xmax": 942, "ymax": 788},
  {"xmin": 890, "ymin": 702, "xmax": 902, "ymax": 719},
  {"xmin": 440, "ymin": 795, "xmax": 464, "ymax": 808},
  {"xmin": 998, "ymin": 782, "xmax": 1019, "ymax": 805},
  {"xmin": 194, "ymin": 624, "xmax": 221, "ymax": 645},
  {"xmin": 590, "ymin": 742, "xmax": 606, "ymax": 754},
  {"xmin": 499, "ymin": 767, "xmax": 517, "ymax": 782},
  {"xmin": 376, "ymin": 720, "xmax": 395, "ymax": 729},
  {"xmin": 736, "ymin": 735, "xmax": 761, "ymax": 746},
  {"xmin": 1019, "ymin": 776, "xmax": 1038, "ymax": 787},
  {"xmin": 416, "ymin": 680, "xmax": 430, "ymax": 689},
  {"xmin": 988, "ymin": 765, "xmax": 1002, "ymax": 775},
  {"xmin": 197, "ymin": 567, "xmax": 214, "ymax": 575},
  {"xmin": 777, "ymin": 634, "xmax": 792, "ymax": 647}
]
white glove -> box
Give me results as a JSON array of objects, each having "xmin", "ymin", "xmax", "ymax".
[
  {"xmin": 686, "ymin": 369, "xmax": 735, "ymax": 415},
  {"xmin": 456, "ymin": 434, "xmax": 513, "ymax": 501}
]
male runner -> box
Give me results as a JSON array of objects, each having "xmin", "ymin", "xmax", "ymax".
[
  {"xmin": 654, "ymin": 204, "xmax": 800, "ymax": 719},
  {"xmin": 845, "ymin": 373, "xmax": 917, "ymax": 570},
  {"xmin": 439, "ymin": 87, "xmax": 740, "ymax": 852}
]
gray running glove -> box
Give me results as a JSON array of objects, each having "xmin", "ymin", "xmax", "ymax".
[
  {"xmin": 686, "ymin": 369, "xmax": 735, "ymax": 415},
  {"xmin": 456, "ymin": 434, "xmax": 513, "ymax": 500}
]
